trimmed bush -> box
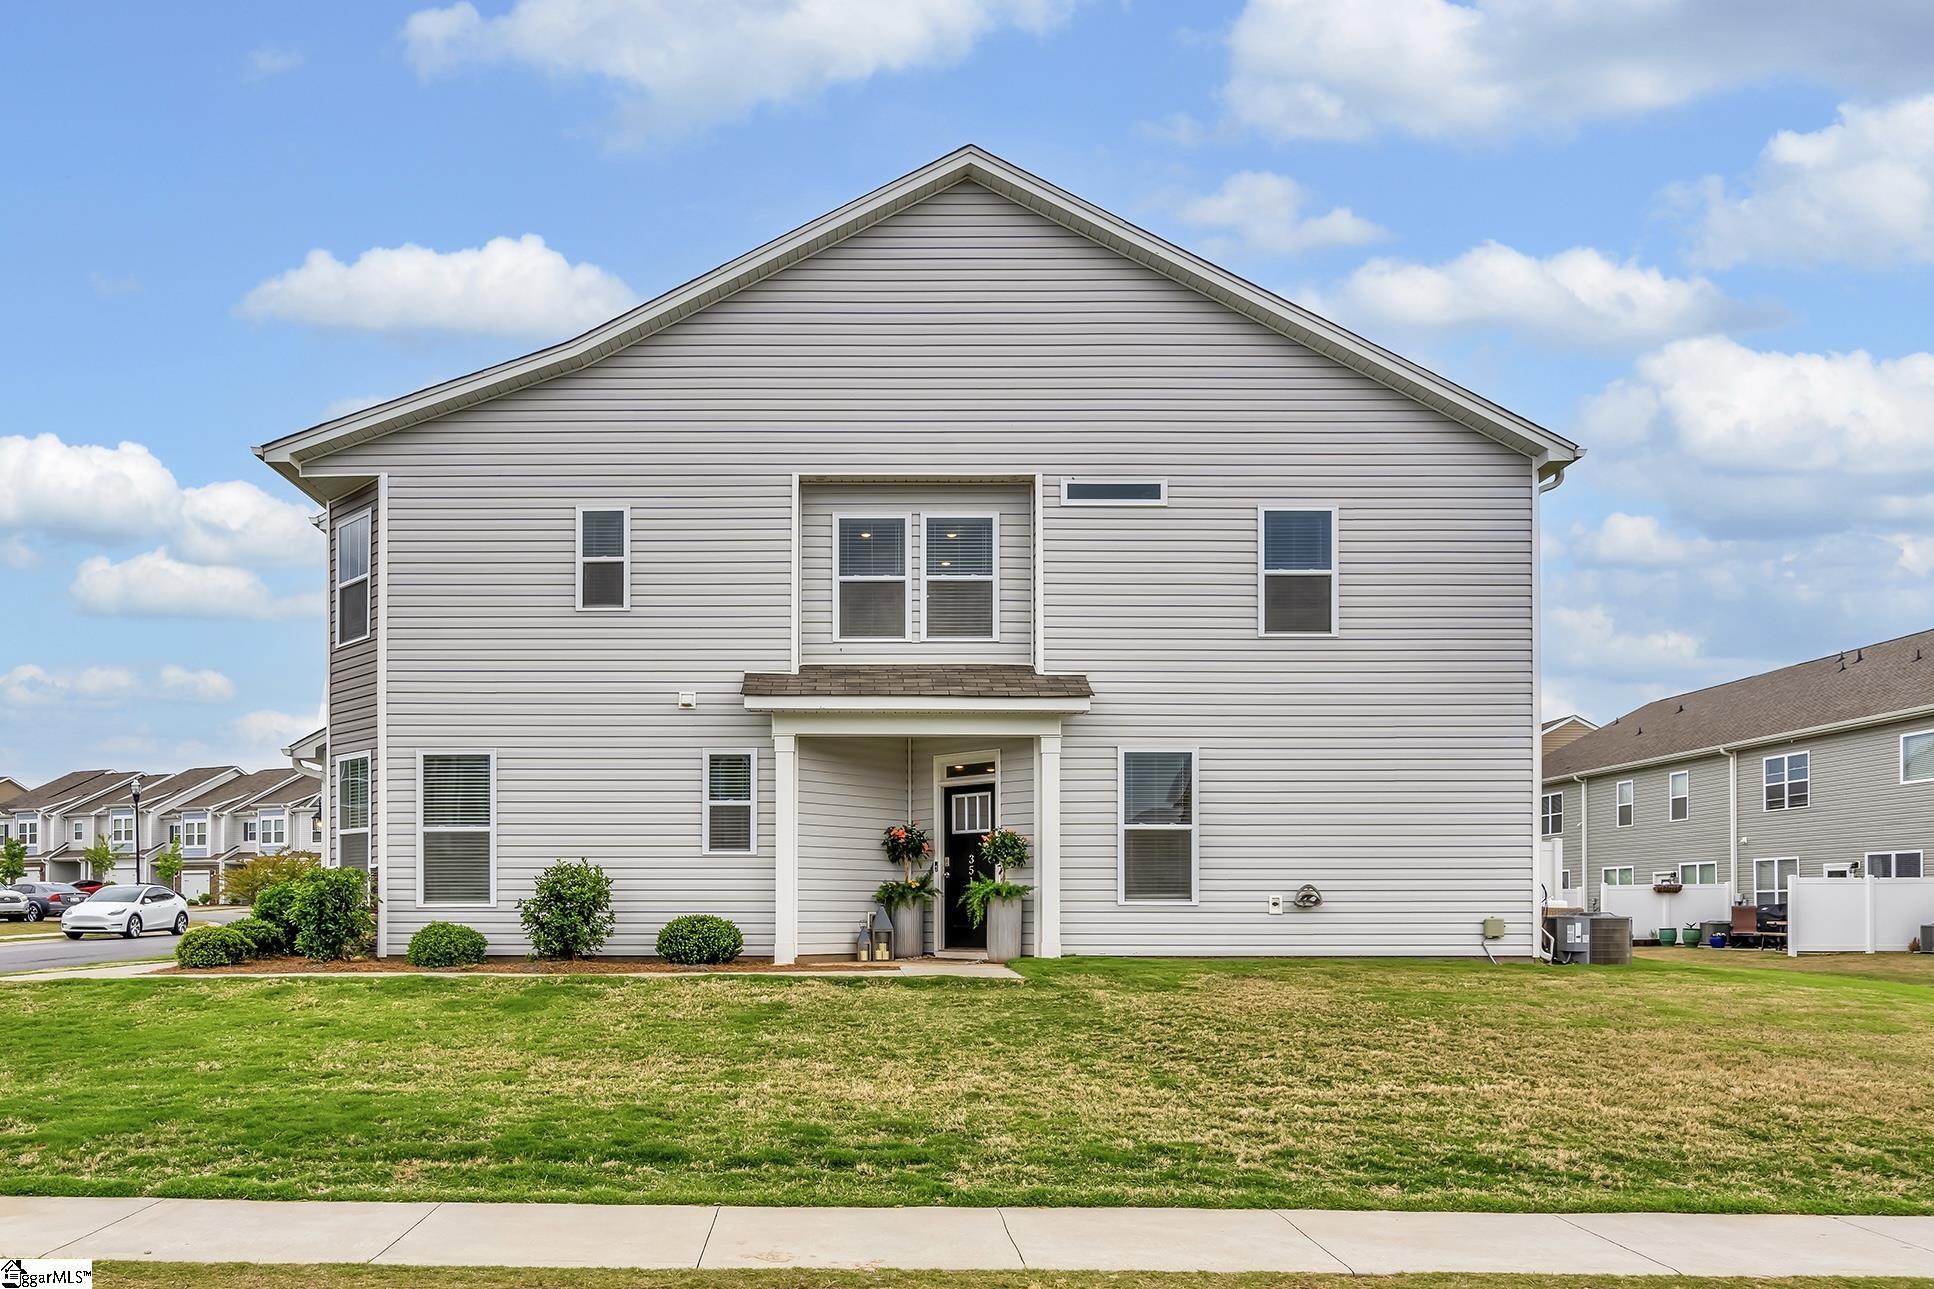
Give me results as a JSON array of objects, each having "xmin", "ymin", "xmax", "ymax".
[
  {"xmin": 175, "ymin": 925, "xmax": 253, "ymax": 968},
  {"xmin": 228, "ymin": 851, "xmax": 320, "ymax": 906},
  {"xmin": 519, "ymin": 860, "xmax": 616, "ymax": 959},
  {"xmin": 228, "ymin": 916, "xmax": 288, "ymax": 958},
  {"xmin": 656, "ymin": 914, "xmax": 744, "ymax": 965},
  {"xmin": 408, "ymin": 922, "xmax": 489, "ymax": 968},
  {"xmin": 253, "ymin": 880, "xmax": 301, "ymax": 937},
  {"xmin": 289, "ymin": 867, "xmax": 375, "ymax": 961}
]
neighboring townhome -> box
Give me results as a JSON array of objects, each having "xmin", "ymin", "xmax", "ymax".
[
  {"xmin": 1542, "ymin": 628, "xmax": 1934, "ymax": 907},
  {"xmin": 0, "ymin": 776, "xmax": 25, "ymax": 811},
  {"xmin": 1541, "ymin": 714, "xmax": 1597, "ymax": 758},
  {"xmin": 2, "ymin": 770, "xmax": 140, "ymax": 882},
  {"xmin": 255, "ymin": 145, "xmax": 1581, "ymax": 962},
  {"xmin": 77, "ymin": 767, "xmax": 243, "ymax": 884},
  {"xmin": 153, "ymin": 768, "xmax": 323, "ymax": 899}
]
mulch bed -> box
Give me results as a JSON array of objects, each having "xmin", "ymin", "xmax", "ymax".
[{"xmin": 161, "ymin": 955, "xmax": 901, "ymax": 976}]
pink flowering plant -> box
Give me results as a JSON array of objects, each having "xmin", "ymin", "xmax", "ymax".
[{"xmin": 876, "ymin": 821, "xmax": 936, "ymax": 912}]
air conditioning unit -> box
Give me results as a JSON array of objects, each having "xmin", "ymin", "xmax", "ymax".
[{"xmin": 1545, "ymin": 913, "xmax": 1632, "ymax": 965}]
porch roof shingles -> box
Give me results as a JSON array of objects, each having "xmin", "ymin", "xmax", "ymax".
[{"xmin": 743, "ymin": 664, "xmax": 1092, "ymax": 700}]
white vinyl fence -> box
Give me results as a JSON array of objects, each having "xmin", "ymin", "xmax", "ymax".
[
  {"xmin": 1788, "ymin": 876, "xmax": 1934, "ymax": 954},
  {"xmin": 1599, "ymin": 882, "xmax": 1734, "ymax": 941}
]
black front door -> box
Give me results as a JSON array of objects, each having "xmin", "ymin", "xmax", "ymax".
[{"xmin": 943, "ymin": 784, "xmax": 995, "ymax": 948}]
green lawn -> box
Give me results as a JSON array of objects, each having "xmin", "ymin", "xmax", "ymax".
[
  {"xmin": 99, "ymin": 1267, "xmax": 1934, "ymax": 1289},
  {"xmin": 6, "ymin": 955, "xmax": 1934, "ymax": 1212}
]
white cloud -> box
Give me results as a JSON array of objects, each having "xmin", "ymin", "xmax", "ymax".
[
  {"xmin": 246, "ymin": 45, "xmax": 304, "ymax": 81},
  {"xmin": 1, "ymin": 664, "xmax": 139, "ymax": 707},
  {"xmin": 1318, "ymin": 243, "xmax": 1768, "ymax": 348},
  {"xmin": 1893, "ymin": 535, "xmax": 1934, "ymax": 577},
  {"xmin": 1687, "ymin": 94, "xmax": 1934, "ymax": 269},
  {"xmin": 0, "ymin": 434, "xmax": 317, "ymax": 567},
  {"xmin": 1547, "ymin": 604, "xmax": 1705, "ymax": 682},
  {"xmin": 70, "ymin": 549, "xmax": 320, "ymax": 620},
  {"xmin": 158, "ymin": 665, "xmax": 238, "ymax": 703},
  {"xmin": 1572, "ymin": 513, "xmax": 1716, "ymax": 568},
  {"xmin": 1222, "ymin": 0, "xmax": 1934, "ymax": 141},
  {"xmin": 238, "ymin": 234, "xmax": 637, "ymax": 337},
  {"xmin": 401, "ymin": 0, "xmax": 1077, "ymax": 140},
  {"xmin": 231, "ymin": 707, "xmax": 326, "ymax": 766},
  {"xmin": 1176, "ymin": 172, "xmax": 1383, "ymax": 257}
]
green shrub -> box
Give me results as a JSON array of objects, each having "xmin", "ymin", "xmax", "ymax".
[
  {"xmin": 408, "ymin": 922, "xmax": 489, "ymax": 968},
  {"xmin": 289, "ymin": 867, "xmax": 374, "ymax": 961},
  {"xmin": 174, "ymin": 925, "xmax": 253, "ymax": 968},
  {"xmin": 254, "ymin": 880, "xmax": 301, "ymax": 938},
  {"xmin": 228, "ymin": 851, "xmax": 320, "ymax": 906},
  {"xmin": 656, "ymin": 914, "xmax": 744, "ymax": 965},
  {"xmin": 519, "ymin": 860, "xmax": 615, "ymax": 959},
  {"xmin": 228, "ymin": 916, "xmax": 287, "ymax": 958}
]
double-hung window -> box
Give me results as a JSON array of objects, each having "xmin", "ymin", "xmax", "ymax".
[
  {"xmin": 1868, "ymin": 850, "xmax": 1924, "ymax": 879},
  {"xmin": 181, "ymin": 817, "xmax": 208, "ymax": 853},
  {"xmin": 576, "ymin": 507, "xmax": 629, "ymax": 610},
  {"xmin": 421, "ymin": 753, "xmax": 494, "ymax": 904},
  {"xmin": 923, "ymin": 516, "xmax": 996, "ymax": 640},
  {"xmin": 335, "ymin": 510, "xmax": 371, "ymax": 647},
  {"xmin": 1615, "ymin": 780, "xmax": 1634, "ymax": 827},
  {"xmin": 703, "ymin": 751, "xmax": 756, "ymax": 854},
  {"xmin": 1120, "ymin": 749, "xmax": 1197, "ymax": 903},
  {"xmin": 336, "ymin": 754, "xmax": 370, "ymax": 872},
  {"xmin": 109, "ymin": 811, "xmax": 135, "ymax": 853},
  {"xmin": 1679, "ymin": 861, "xmax": 1718, "ymax": 885},
  {"xmin": 1668, "ymin": 770, "xmax": 1690, "ymax": 821},
  {"xmin": 1259, "ymin": 508, "xmax": 1336, "ymax": 636},
  {"xmin": 1901, "ymin": 730, "xmax": 1934, "ymax": 784},
  {"xmin": 71, "ymin": 822, "xmax": 84, "ymax": 842},
  {"xmin": 19, "ymin": 817, "xmax": 38, "ymax": 853},
  {"xmin": 1753, "ymin": 857, "xmax": 1798, "ymax": 906},
  {"xmin": 1764, "ymin": 751, "xmax": 1809, "ymax": 810},
  {"xmin": 243, "ymin": 820, "xmax": 258, "ymax": 843},
  {"xmin": 835, "ymin": 516, "xmax": 908, "ymax": 640},
  {"xmin": 1540, "ymin": 791, "xmax": 1564, "ymax": 836},
  {"xmin": 259, "ymin": 811, "xmax": 287, "ymax": 849}
]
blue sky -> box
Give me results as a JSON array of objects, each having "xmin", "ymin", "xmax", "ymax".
[{"xmin": 4, "ymin": 1, "xmax": 1933, "ymax": 782}]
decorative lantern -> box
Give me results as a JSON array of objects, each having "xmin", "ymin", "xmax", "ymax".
[
  {"xmin": 856, "ymin": 920, "xmax": 872, "ymax": 962},
  {"xmin": 872, "ymin": 924, "xmax": 893, "ymax": 961}
]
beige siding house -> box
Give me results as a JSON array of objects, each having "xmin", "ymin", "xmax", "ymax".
[
  {"xmin": 258, "ymin": 146, "xmax": 1580, "ymax": 961},
  {"xmin": 1543, "ymin": 629, "xmax": 1934, "ymax": 906}
]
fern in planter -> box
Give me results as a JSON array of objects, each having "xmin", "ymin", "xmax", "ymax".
[
  {"xmin": 874, "ymin": 867, "xmax": 936, "ymax": 912},
  {"xmin": 961, "ymin": 826, "xmax": 1031, "ymax": 929}
]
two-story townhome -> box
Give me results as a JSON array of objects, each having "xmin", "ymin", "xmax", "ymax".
[
  {"xmin": 256, "ymin": 146, "xmax": 1580, "ymax": 962},
  {"xmin": 1541, "ymin": 715, "xmax": 1597, "ymax": 758},
  {"xmin": 3, "ymin": 770, "xmax": 138, "ymax": 882},
  {"xmin": 149, "ymin": 768, "xmax": 322, "ymax": 899},
  {"xmin": 69, "ymin": 766, "xmax": 243, "ymax": 884},
  {"xmin": 1542, "ymin": 628, "xmax": 1934, "ymax": 906}
]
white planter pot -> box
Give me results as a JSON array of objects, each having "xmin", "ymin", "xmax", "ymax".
[
  {"xmin": 985, "ymin": 895, "xmax": 1024, "ymax": 963},
  {"xmin": 890, "ymin": 902, "xmax": 924, "ymax": 958}
]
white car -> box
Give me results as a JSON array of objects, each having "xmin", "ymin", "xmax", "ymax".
[
  {"xmin": 61, "ymin": 884, "xmax": 190, "ymax": 939},
  {"xmin": 0, "ymin": 887, "xmax": 30, "ymax": 921}
]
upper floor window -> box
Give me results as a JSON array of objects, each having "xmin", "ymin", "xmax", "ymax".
[
  {"xmin": 337, "ymin": 754, "xmax": 370, "ymax": 871},
  {"xmin": 109, "ymin": 811, "xmax": 135, "ymax": 853},
  {"xmin": 421, "ymin": 753, "xmax": 494, "ymax": 904},
  {"xmin": 1615, "ymin": 779, "xmax": 1634, "ymax": 827},
  {"xmin": 335, "ymin": 510, "xmax": 371, "ymax": 647},
  {"xmin": 18, "ymin": 817, "xmax": 38, "ymax": 853},
  {"xmin": 835, "ymin": 516, "xmax": 909, "ymax": 640},
  {"xmin": 243, "ymin": 820, "xmax": 258, "ymax": 843},
  {"xmin": 923, "ymin": 516, "xmax": 996, "ymax": 640},
  {"xmin": 1259, "ymin": 508, "xmax": 1336, "ymax": 636},
  {"xmin": 1764, "ymin": 751, "xmax": 1809, "ymax": 810},
  {"xmin": 182, "ymin": 817, "xmax": 209, "ymax": 851},
  {"xmin": 71, "ymin": 821, "xmax": 84, "ymax": 842},
  {"xmin": 576, "ymin": 507, "xmax": 629, "ymax": 611},
  {"xmin": 1668, "ymin": 770, "xmax": 1690, "ymax": 822},
  {"xmin": 703, "ymin": 751, "xmax": 756, "ymax": 855},
  {"xmin": 1868, "ymin": 850, "xmax": 1924, "ymax": 879},
  {"xmin": 1062, "ymin": 479, "xmax": 1165, "ymax": 506},
  {"xmin": 1120, "ymin": 749, "xmax": 1197, "ymax": 903},
  {"xmin": 1902, "ymin": 730, "xmax": 1934, "ymax": 784},
  {"xmin": 260, "ymin": 812, "xmax": 287, "ymax": 849},
  {"xmin": 1540, "ymin": 791, "xmax": 1563, "ymax": 836}
]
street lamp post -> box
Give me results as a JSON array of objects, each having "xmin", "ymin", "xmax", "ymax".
[{"xmin": 130, "ymin": 777, "xmax": 142, "ymax": 885}]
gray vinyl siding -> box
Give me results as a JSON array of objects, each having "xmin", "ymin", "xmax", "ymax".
[
  {"xmin": 801, "ymin": 482, "xmax": 1032, "ymax": 664},
  {"xmin": 1737, "ymin": 718, "xmax": 1934, "ymax": 892},
  {"xmin": 1542, "ymin": 780, "xmax": 1583, "ymax": 895},
  {"xmin": 797, "ymin": 736, "xmax": 905, "ymax": 954},
  {"xmin": 1566, "ymin": 756, "xmax": 1731, "ymax": 897},
  {"xmin": 322, "ymin": 179, "xmax": 1539, "ymax": 957},
  {"xmin": 328, "ymin": 485, "xmax": 378, "ymax": 874}
]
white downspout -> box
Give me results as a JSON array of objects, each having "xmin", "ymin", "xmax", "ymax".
[
  {"xmin": 1573, "ymin": 774, "xmax": 1589, "ymax": 903},
  {"xmin": 1725, "ymin": 748, "xmax": 1739, "ymax": 901}
]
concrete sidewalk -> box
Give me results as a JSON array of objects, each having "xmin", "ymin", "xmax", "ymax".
[{"xmin": 8, "ymin": 1197, "xmax": 1934, "ymax": 1275}]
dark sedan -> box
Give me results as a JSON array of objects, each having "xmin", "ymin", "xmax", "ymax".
[{"xmin": 9, "ymin": 882, "xmax": 88, "ymax": 922}]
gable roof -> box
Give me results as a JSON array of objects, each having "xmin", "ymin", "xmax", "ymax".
[
  {"xmin": 258, "ymin": 146, "xmax": 1579, "ymax": 502},
  {"xmin": 6, "ymin": 770, "xmax": 134, "ymax": 813},
  {"xmin": 1544, "ymin": 627, "xmax": 1934, "ymax": 780},
  {"xmin": 89, "ymin": 767, "xmax": 239, "ymax": 811},
  {"xmin": 173, "ymin": 768, "xmax": 305, "ymax": 813}
]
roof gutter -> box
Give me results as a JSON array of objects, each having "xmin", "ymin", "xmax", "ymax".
[{"xmin": 1543, "ymin": 700, "xmax": 1934, "ymax": 784}]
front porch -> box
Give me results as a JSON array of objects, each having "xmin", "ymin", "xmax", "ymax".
[{"xmin": 744, "ymin": 665, "xmax": 1091, "ymax": 964}]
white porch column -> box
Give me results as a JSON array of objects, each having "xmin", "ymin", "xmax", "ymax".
[
  {"xmin": 774, "ymin": 732, "xmax": 800, "ymax": 964},
  {"xmin": 1036, "ymin": 732, "xmax": 1062, "ymax": 957}
]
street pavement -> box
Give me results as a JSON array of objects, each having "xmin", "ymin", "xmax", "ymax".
[{"xmin": 0, "ymin": 905, "xmax": 248, "ymax": 973}]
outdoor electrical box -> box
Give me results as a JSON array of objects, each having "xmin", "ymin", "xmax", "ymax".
[{"xmin": 1481, "ymin": 917, "xmax": 1506, "ymax": 939}]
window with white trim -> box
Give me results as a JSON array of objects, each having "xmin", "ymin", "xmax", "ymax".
[
  {"xmin": 1120, "ymin": 749, "xmax": 1196, "ymax": 902},
  {"xmin": 1901, "ymin": 730, "xmax": 1934, "ymax": 784},
  {"xmin": 18, "ymin": 817, "xmax": 38, "ymax": 853},
  {"xmin": 1259, "ymin": 508, "xmax": 1336, "ymax": 636},
  {"xmin": 1764, "ymin": 751, "xmax": 1808, "ymax": 810},
  {"xmin": 1062, "ymin": 479, "xmax": 1166, "ymax": 505},
  {"xmin": 1753, "ymin": 856, "xmax": 1798, "ymax": 906},
  {"xmin": 576, "ymin": 507, "xmax": 629, "ymax": 610},
  {"xmin": 1603, "ymin": 866, "xmax": 1635, "ymax": 886},
  {"xmin": 71, "ymin": 821, "xmax": 84, "ymax": 842},
  {"xmin": 182, "ymin": 817, "xmax": 208, "ymax": 852},
  {"xmin": 923, "ymin": 516, "xmax": 996, "ymax": 640},
  {"xmin": 335, "ymin": 510, "xmax": 371, "ymax": 647},
  {"xmin": 1668, "ymin": 770, "xmax": 1690, "ymax": 821},
  {"xmin": 702, "ymin": 751, "xmax": 756, "ymax": 855},
  {"xmin": 835, "ymin": 516, "xmax": 908, "ymax": 639},
  {"xmin": 259, "ymin": 811, "xmax": 287, "ymax": 849},
  {"xmin": 337, "ymin": 754, "xmax": 370, "ymax": 872},
  {"xmin": 243, "ymin": 820, "xmax": 257, "ymax": 843},
  {"xmin": 421, "ymin": 753, "xmax": 493, "ymax": 903},
  {"xmin": 1867, "ymin": 850, "xmax": 1924, "ymax": 879},
  {"xmin": 1540, "ymin": 791, "xmax": 1563, "ymax": 836},
  {"xmin": 109, "ymin": 810, "xmax": 135, "ymax": 853},
  {"xmin": 1615, "ymin": 779, "xmax": 1634, "ymax": 827},
  {"xmin": 1679, "ymin": 861, "xmax": 1718, "ymax": 885},
  {"xmin": 169, "ymin": 823, "xmax": 180, "ymax": 845},
  {"xmin": 1825, "ymin": 862, "xmax": 1855, "ymax": 878}
]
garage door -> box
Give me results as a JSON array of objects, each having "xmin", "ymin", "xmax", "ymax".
[
  {"xmin": 180, "ymin": 869, "xmax": 212, "ymax": 901},
  {"xmin": 109, "ymin": 861, "xmax": 138, "ymax": 885}
]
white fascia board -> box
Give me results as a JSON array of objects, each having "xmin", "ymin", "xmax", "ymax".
[{"xmin": 744, "ymin": 694, "xmax": 1089, "ymax": 715}]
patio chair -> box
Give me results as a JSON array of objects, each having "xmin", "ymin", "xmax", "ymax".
[{"xmin": 1729, "ymin": 904, "xmax": 1759, "ymax": 949}]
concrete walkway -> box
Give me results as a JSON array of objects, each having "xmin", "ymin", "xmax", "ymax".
[{"xmin": 8, "ymin": 1198, "xmax": 1934, "ymax": 1274}]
